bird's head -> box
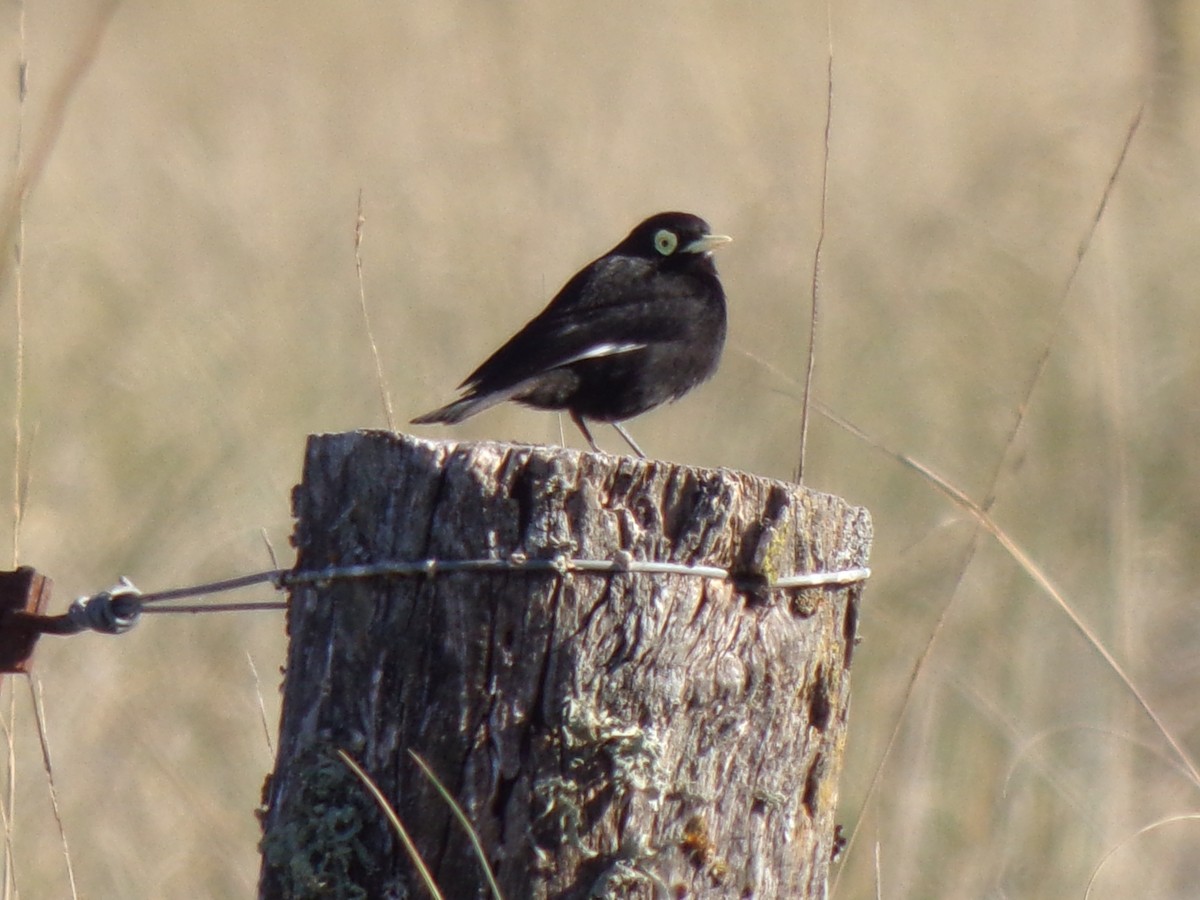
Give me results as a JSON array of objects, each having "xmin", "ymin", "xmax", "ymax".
[{"xmin": 615, "ymin": 212, "xmax": 732, "ymax": 262}]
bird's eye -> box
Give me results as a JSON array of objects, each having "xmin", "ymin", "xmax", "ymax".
[{"xmin": 653, "ymin": 229, "xmax": 678, "ymax": 256}]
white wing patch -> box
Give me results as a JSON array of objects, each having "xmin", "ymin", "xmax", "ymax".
[{"xmin": 560, "ymin": 342, "xmax": 646, "ymax": 366}]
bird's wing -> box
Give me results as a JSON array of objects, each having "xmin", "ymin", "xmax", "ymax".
[
  {"xmin": 454, "ymin": 256, "xmax": 655, "ymax": 390},
  {"xmin": 537, "ymin": 254, "xmax": 652, "ymax": 315}
]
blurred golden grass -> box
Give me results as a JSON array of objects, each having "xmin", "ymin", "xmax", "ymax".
[{"xmin": 1, "ymin": 1, "xmax": 1199, "ymax": 896}]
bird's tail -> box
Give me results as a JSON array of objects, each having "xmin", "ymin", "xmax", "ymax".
[{"xmin": 410, "ymin": 389, "xmax": 509, "ymax": 425}]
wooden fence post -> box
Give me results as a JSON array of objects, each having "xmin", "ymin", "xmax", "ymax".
[{"xmin": 258, "ymin": 431, "xmax": 871, "ymax": 899}]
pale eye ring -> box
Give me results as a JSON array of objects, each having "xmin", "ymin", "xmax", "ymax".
[{"xmin": 654, "ymin": 229, "xmax": 678, "ymax": 256}]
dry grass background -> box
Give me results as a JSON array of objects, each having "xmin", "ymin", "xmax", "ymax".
[{"xmin": 0, "ymin": 0, "xmax": 1197, "ymax": 897}]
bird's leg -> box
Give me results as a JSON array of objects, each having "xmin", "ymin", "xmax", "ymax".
[
  {"xmin": 612, "ymin": 422, "xmax": 647, "ymax": 459},
  {"xmin": 570, "ymin": 411, "xmax": 602, "ymax": 453}
]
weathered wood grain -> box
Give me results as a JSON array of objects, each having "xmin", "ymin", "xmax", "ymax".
[{"xmin": 259, "ymin": 431, "xmax": 871, "ymax": 900}]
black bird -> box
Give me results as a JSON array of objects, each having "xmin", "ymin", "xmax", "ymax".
[{"xmin": 412, "ymin": 211, "xmax": 731, "ymax": 457}]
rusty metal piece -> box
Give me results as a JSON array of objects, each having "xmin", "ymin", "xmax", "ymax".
[{"xmin": 0, "ymin": 567, "xmax": 54, "ymax": 673}]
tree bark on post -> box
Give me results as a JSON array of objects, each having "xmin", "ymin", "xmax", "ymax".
[{"xmin": 258, "ymin": 431, "xmax": 872, "ymax": 900}]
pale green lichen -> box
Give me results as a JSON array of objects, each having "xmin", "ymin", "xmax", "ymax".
[
  {"xmin": 533, "ymin": 696, "xmax": 671, "ymax": 896},
  {"xmin": 259, "ymin": 744, "xmax": 385, "ymax": 900}
]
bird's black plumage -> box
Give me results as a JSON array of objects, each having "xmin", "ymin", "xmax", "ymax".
[{"xmin": 412, "ymin": 211, "xmax": 731, "ymax": 456}]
